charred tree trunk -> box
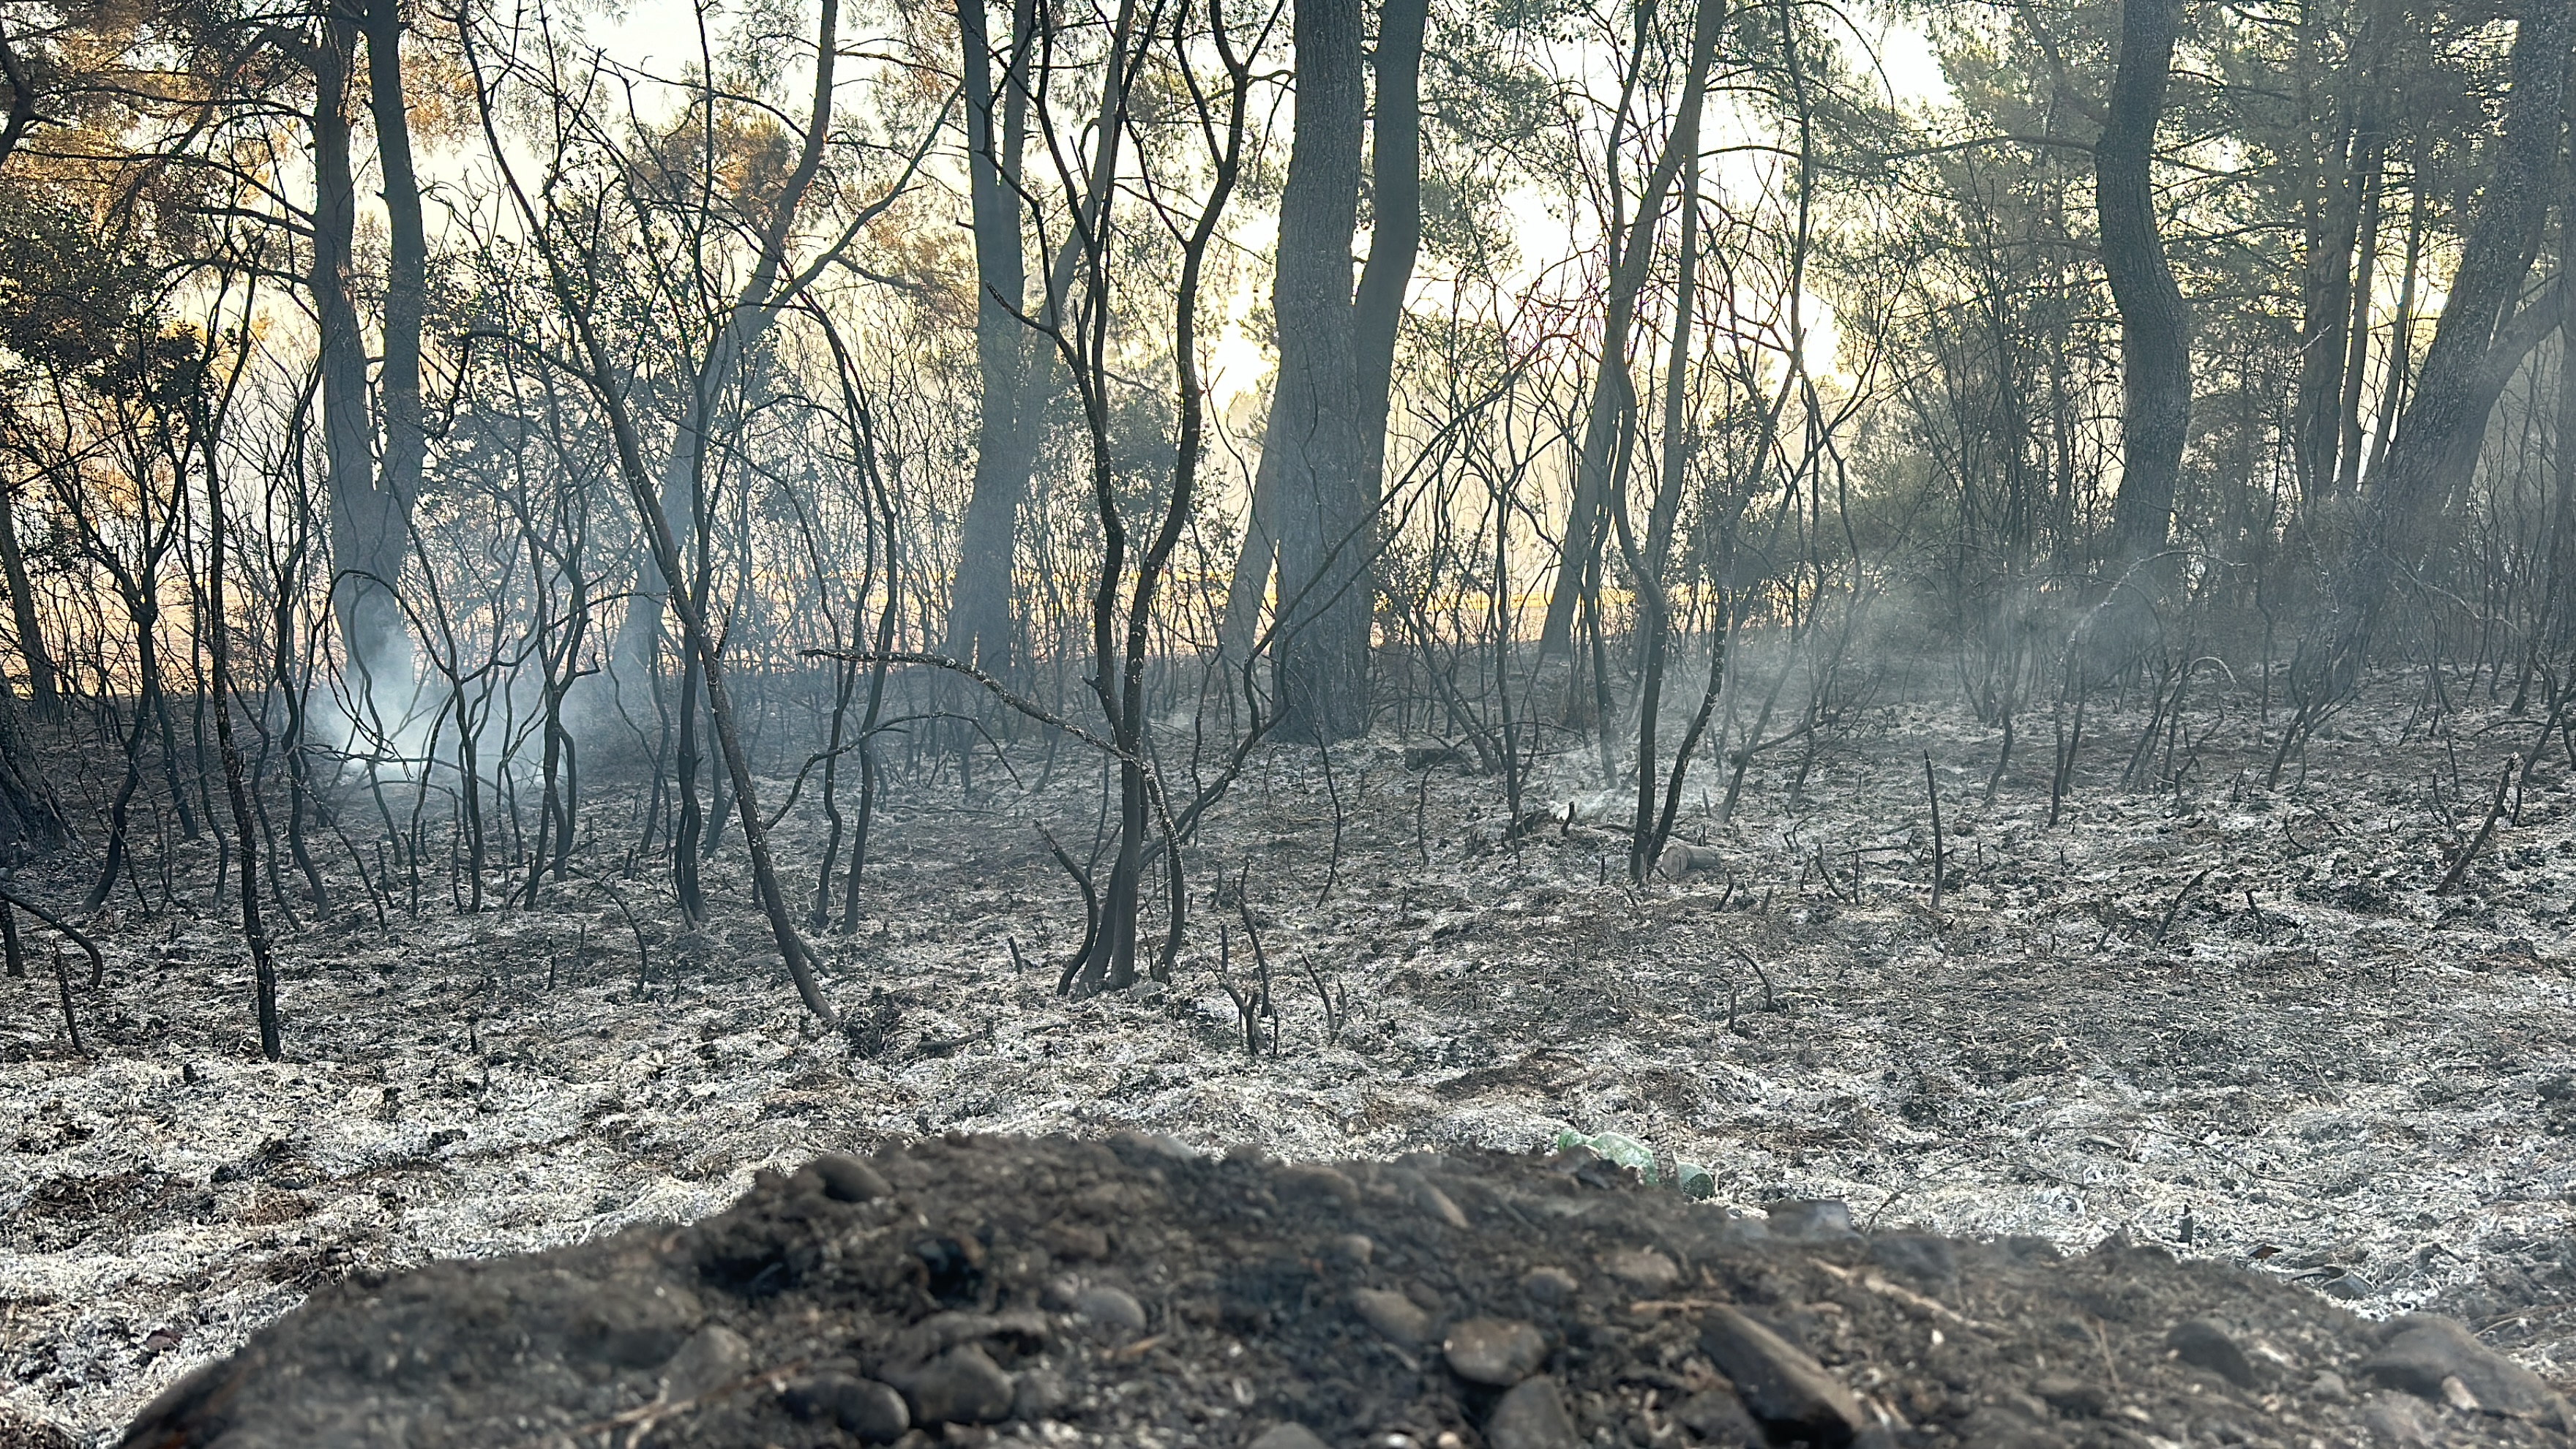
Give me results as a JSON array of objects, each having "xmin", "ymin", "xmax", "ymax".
[
  {"xmin": 2096, "ymin": 0, "xmax": 2190, "ymax": 565},
  {"xmin": 2339, "ymin": 0, "xmax": 2572, "ymax": 643},
  {"xmin": 1230, "ymin": 0, "xmax": 1424, "ymax": 673},
  {"xmin": 310, "ymin": 4, "xmax": 387, "ymax": 724},
  {"xmin": 946, "ymin": 0, "xmax": 1037, "ymax": 673},
  {"xmin": 0, "ymin": 692, "xmax": 61, "ymax": 866},
  {"xmin": 1352, "ymin": 0, "xmax": 1428, "ymax": 504},
  {"xmin": 330, "ymin": 0, "xmax": 427, "ymax": 709},
  {"xmin": 1270, "ymin": 0, "xmax": 1370, "ymax": 743}
]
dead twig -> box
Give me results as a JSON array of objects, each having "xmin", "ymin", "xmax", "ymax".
[
  {"xmin": 2152, "ymin": 866, "xmax": 2212, "ymax": 946},
  {"xmin": 1727, "ymin": 943, "xmax": 1777, "ymax": 1012},
  {"xmin": 2435, "ymin": 757, "xmax": 2515, "ymax": 896}
]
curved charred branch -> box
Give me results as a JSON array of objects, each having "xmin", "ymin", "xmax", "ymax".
[
  {"xmin": 1041, "ymin": 826, "xmax": 1101, "ymax": 996},
  {"xmin": 0, "ymin": 878, "xmax": 103, "ymax": 989}
]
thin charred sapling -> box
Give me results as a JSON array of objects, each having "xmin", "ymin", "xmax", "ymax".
[
  {"xmin": 465, "ymin": 0, "xmax": 850, "ymax": 1022},
  {"xmin": 2436, "ymin": 757, "xmax": 2515, "ymax": 896}
]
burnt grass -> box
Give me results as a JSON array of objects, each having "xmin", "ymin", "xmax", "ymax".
[{"xmin": 2, "ymin": 674, "xmax": 2575, "ymax": 1445}]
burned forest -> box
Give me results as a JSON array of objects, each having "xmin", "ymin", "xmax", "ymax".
[{"xmin": 2, "ymin": 0, "xmax": 2576, "ymax": 1442}]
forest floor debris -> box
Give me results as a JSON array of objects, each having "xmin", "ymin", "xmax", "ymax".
[{"xmin": 4, "ymin": 682, "xmax": 2575, "ymax": 1442}]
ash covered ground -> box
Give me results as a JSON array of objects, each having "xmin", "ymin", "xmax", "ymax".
[{"xmin": 4, "ymin": 680, "xmax": 2574, "ymax": 1442}]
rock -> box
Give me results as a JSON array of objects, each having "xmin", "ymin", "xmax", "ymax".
[
  {"xmin": 1349, "ymin": 1287, "xmax": 1431, "ymax": 1346},
  {"xmin": 1403, "ymin": 742, "xmax": 1465, "ymax": 771},
  {"xmin": 2165, "ymin": 1319, "xmax": 2258, "ymax": 1390},
  {"xmin": 894, "ymin": 1343, "xmax": 1015, "ymax": 1426},
  {"xmin": 842, "ymin": 1379, "xmax": 913, "ymax": 1442},
  {"xmin": 1486, "ymin": 1374, "xmax": 1580, "ymax": 1449},
  {"xmin": 2319, "ymin": 1273, "xmax": 2374, "ymax": 1300},
  {"xmin": 1483, "ymin": 1371, "xmax": 1576, "ymax": 1433},
  {"xmin": 1010, "ymin": 1367, "xmax": 1069, "ymax": 1423},
  {"xmin": 783, "ymin": 1373, "xmax": 910, "ymax": 1442},
  {"xmin": 2359, "ymin": 1314, "xmax": 2573, "ymax": 1425},
  {"xmin": 1519, "ymin": 1265, "xmax": 1579, "ymax": 1304},
  {"xmin": 2032, "ymin": 1374, "xmax": 2106, "ymax": 1417},
  {"xmin": 1415, "ymin": 1181, "xmax": 1468, "ymax": 1228},
  {"xmin": 1443, "ymin": 1317, "xmax": 1546, "ymax": 1386},
  {"xmin": 1697, "ymin": 1305, "xmax": 1868, "ymax": 1442},
  {"xmin": 1868, "ymin": 1233, "xmax": 1956, "ymax": 1285},
  {"xmin": 1764, "ymin": 1199, "xmax": 1857, "ymax": 1242},
  {"xmin": 1248, "ymin": 1424, "xmax": 1333, "ymax": 1449},
  {"xmin": 1675, "ymin": 1386, "xmax": 1762, "ymax": 1441},
  {"xmin": 2361, "ymin": 1392, "xmax": 2438, "ymax": 1448},
  {"xmin": 1043, "ymin": 1221, "xmax": 1110, "ymax": 1260},
  {"xmin": 2312, "ymin": 1370, "xmax": 2351, "ymax": 1402},
  {"xmin": 659, "ymin": 1325, "xmax": 750, "ymax": 1401},
  {"xmin": 1075, "ymin": 1286, "xmax": 1147, "ymax": 1333},
  {"xmin": 1329, "ymin": 1233, "xmax": 1374, "ymax": 1266},
  {"xmin": 1109, "ymin": 1130, "xmax": 1199, "ymax": 1161},
  {"xmin": 1281, "ymin": 1165, "xmax": 1360, "ymax": 1205},
  {"xmin": 809, "ymin": 1153, "xmax": 893, "ymax": 1203},
  {"xmin": 1603, "ymin": 1247, "xmax": 1679, "ymax": 1292}
]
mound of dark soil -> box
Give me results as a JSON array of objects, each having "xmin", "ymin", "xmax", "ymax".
[{"xmin": 115, "ymin": 1134, "xmax": 2571, "ymax": 1449}]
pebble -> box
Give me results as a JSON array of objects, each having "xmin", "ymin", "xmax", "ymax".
[
  {"xmin": 1281, "ymin": 1165, "xmax": 1360, "ymax": 1204},
  {"xmin": 1247, "ymin": 1426, "xmax": 1333, "ymax": 1449},
  {"xmin": 1674, "ymin": 1387, "xmax": 1761, "ymax": 1440},
  {"xmin": 1010, "ymin": 1367, "xmax": 1069, "ymax": 1422},
  {"xmin": 783, "ymin": 1373, "xmax": 910, "ymax": 1442},
  {"xmin": 808, "ymin": 1153, "xmax": 893, "ymax": 1203},
  {"xmin": 2360, "ymin": 1314, "xmax": 2574, "ymax": 1423},
  {"xmin": 1763, "ymin": 1199, "xmax": 1857, "ymax": 1242},
  {"xmin": 1330, "ymin": 1234, "xmax": 1375, "ymax": 1267},
  {"xmin": 1519, "ymin": 1266, "xmax": 1579, "ymax": 1304},
  {"xmin": 1349, "ymin": 1288, "xmax": 1431, "ymax": 1346},
  {"xmin": 1697, "ymin": 1306, "xmax": 1868, "ymax": 1439},
  {"xmin": 1109, "ymin": 1129, "xmax": 1198, "ymax": 1161},
  {"xmin": 1603, "ymin": 1248, "xmax": 1678, "ymax": 1292},
  {"xmin": 895, "ymin": 1343, "xmax": 1015, "ymax": 1426},
  {"xmin": 2362, "ymin": 1393, "xmax": 2438, "ymax": 1448},
  {"xmin": 1415, "ymin": 1182, "xmax": 1468, "ymax": 1228},
  {"xmin": 1074, "ymin": 1286, "xmax": 1147, "ymax": 1333},
  {"xmin": 2032, "ymin": 1374, "xmax": 2106, "ymax": 1417},
  {"xmin": 1443, "ymin": 1317, "xmax": 1546, "ymax": 1386},
  {"xmin": 1868, "ymin": 1233, "xmax": 1957, "ymax": 1285},
  {"xmin": 2311, "ymin": 1370, "xmax": 2351, "ymax": 1402},
  {"xmin": 1485, "ymin": 1374, "xmax": 1579, "ymax": 1449},
  {"xmin": 2165, "ymin": 1319, "xmax": 2258, "ymax": 1389},
  {"xmin": 659, "ymin": 1325, "xmax": 750, "ymax": 1401}
]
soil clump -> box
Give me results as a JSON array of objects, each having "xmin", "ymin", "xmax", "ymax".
[{"xmin": 115, "ymin": 1133, "xmax": 2570, "ymax": 1448}]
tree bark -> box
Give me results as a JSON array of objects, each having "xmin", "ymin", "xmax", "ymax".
[
  {"xmin": 2096, "ymin": 0, "xmax": 2190, "ymax": 564},
  {"xmin": 2340, "ymin": 0, "xmax": 2572, "ymax": 634},
  {"xmin": 0, "ymin": 481, "xmax": 56, "ymax": 715},
  {"xmin": 332, "ymin": 0, "xmax": 427, "ymax": 708},
  {"xmin": 0, "ymin": 691, "xmax": 61, "ymax": 865},
  {"xmin": 309, "ymin": 4, "xmax": 385, "ymax": 714},
  {"xmin": 1352, "ymin": 0, "xmax": 1428, "ymax": 497},
  {"xmin": 1270, "ymin": 0, "xmax": 1370, "ymax": 742},
  {"xmin": 944, "ymin": 0, "xmax": 1036, "ymax": 672}
]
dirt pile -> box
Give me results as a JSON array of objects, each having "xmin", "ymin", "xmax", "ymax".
[{"xmin": 111, "ymin": 1133, "xmax": 2569, "ymax": 1449}]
